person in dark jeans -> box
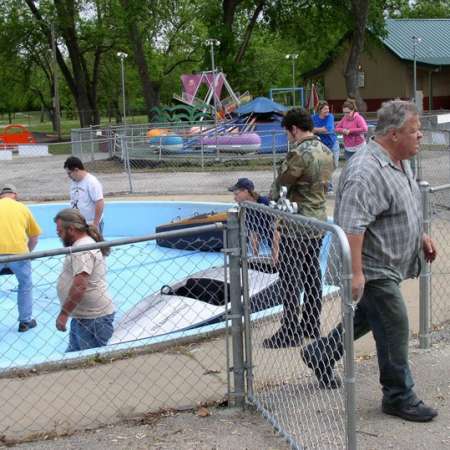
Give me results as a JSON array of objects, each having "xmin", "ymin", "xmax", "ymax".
[
  {"xmin": 302, "ymin": 100, "xmax": 438, "ymax": 422},
  {"xmin": 276, "ymin": 232, "xmax": 323, "ymax": 342},
  {"xmin": 263, "ymin": 108, "xmax": 333, "ymax": 349}
]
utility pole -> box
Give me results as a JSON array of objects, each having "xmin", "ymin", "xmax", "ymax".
[{"xmin": 117, "ymin": 52, "xmax": 128, "ymax": 124}]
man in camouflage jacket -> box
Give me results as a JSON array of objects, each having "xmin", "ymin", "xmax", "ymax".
[{"xmin": 264, "ymin": 108, "xmax": 334, "ymax": 349}]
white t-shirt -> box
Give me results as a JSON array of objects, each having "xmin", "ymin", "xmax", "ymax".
[
  {"xmin": 70, "ymin": 173, "xmax": 103, "ymax": 224},
  {"xmin": 57, "ymin": 236, "xmax": 114, "ymax": 319}
]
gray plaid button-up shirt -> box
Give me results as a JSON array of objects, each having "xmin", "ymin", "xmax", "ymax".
[{"xmin": 334, "ymin": 139, "xmax": 422, "ymax": 282}]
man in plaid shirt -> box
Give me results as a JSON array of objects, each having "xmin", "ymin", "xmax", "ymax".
[{"xmin": 302, "ymin": 100, "xmax": 438, "ymax": 422}]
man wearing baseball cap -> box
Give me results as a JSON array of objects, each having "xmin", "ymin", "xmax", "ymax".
[{"xmin": 0, "ymin": 184, "xmax": 41, "ymax": 332}]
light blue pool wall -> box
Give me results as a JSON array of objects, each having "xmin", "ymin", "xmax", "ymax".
[{"xmin": 30, "ymin": 201, "xmax": 233, "ymax": 239}]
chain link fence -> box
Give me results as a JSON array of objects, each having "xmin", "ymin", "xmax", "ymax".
[
  {"xmin": 416, "ymin": 129, "xmax": 450, "ymax": 185},
  {"xmin": 423, "ymin": 184, "xmax": 450, "ymax": 333},
  {"xmin": 239, "ymin": 203, "xmax": 355, "ymax": 450},
  {"xmin": 0, "ymin": 224, "xmax": 235, "ymax": 440},
  {"xmin": 0, "ymin": 203, "xmax": 356, "ymax": 448}
]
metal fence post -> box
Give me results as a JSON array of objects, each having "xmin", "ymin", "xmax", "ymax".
[
  {"xmin": 271, "ymin": 131, "xmax": 277, "ymax": 179},
  {"xmin": 419, "ymin": 181, "xmax": 431, "ymax": 349},
  {"xmin": 121, "ymin": 134, "xmax": 134, "ymax": 193},
  {"xmin": 226, "ymin": 208, "xmax": 245, "ymax": 407},
  {"xmin": 238, "ymin": 208, "xmax": 253, "ymax": 401},
  {"xmin": 336, "ymin": 226, "xmax": 357, "ymax": 450}
]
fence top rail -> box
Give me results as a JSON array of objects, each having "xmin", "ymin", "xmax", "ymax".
[
  {"xmin": 430, "ymin": 184, "xmax": 450, "ymax": 193},
  {"xmin": 240, "ymin": 201, "xmax": 352, "ymax": 277},
  {"xmin": 0, "ymin": 222, "xmax": 225, "ymax": 264}
]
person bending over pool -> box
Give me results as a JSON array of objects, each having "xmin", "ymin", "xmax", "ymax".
[
  {"xmin": 54, "ymin": 208, "xmax": 115, "ymax": 352},
  {"xmin": 229, "ymin": 177, "xmax": 270, "ymax": 256}
]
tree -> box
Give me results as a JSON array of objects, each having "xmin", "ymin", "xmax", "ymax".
[
  {"xmin": 24, "ymin": 0, "xmax": 117, "ymax": 127},
  {"xmin": 344, "ymin": 0, "xmax": 370, "ymax": 111}
]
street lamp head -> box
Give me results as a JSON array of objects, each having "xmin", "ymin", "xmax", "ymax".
[
  {"xmin": 412, "ymin": 36, "xmax": 422, "ymax": 44},
  {"xmin": 205, "ymin": 39, "xmax": 220, "ymax": 46},
  {"xmin": 117, "ymin": 52, "xmax": 128, "ymax": 59},
  {"xmin": 285, "ymin": 54, "xmax": 299, "ymax": 60}
]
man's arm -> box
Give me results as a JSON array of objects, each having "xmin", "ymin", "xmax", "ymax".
[
  {"xmin": 56, "ymin": 272, "xmax": 89, "ymax": 331},
  {"xmin": 93, "ymin": 199, "xmax": 104, "ymax": 228},
  {"xmin": 313, "ymin": 126, "xmax": 327, "ymax": 134},
  {"xmin": 28, "ymin": 236, "xmax": 39, "ymax": 252},
  {"xmin": 347, "ymin": 233, "xmax": 365, "ymax": 301},
  {"xmin": 277, "ymin": 152, "xmax": 304, "ymax": 186}
]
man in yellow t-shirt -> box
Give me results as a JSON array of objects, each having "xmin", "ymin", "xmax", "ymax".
[{"xmin": 0, "ymin": 184, "xmax": 42, "ymax": 332}]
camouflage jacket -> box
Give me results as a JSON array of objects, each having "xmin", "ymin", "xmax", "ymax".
[{"xmin": 270, "ymin": 136, "xmax": 333, "ymax": 221}]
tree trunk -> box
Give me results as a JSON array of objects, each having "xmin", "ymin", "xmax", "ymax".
[
  {"xmin": 121, "ymin": 0, "xmax": 160, "ymax": 122},
  {"xmin": 234, "ymin": 1, "xmax": 265, "ymax": 64},
  {"xmin": 344, "ymin": 0, "xmax": 369, "ymax": 112},
  {"xmin": 220, "ymin": 0, "xmax": 243, "ymax": 71},
  {"xmin": 25, "ymin": 0, "xmax": 100, "ymax": 127}
]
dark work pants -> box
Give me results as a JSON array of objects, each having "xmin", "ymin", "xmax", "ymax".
[
  {"xmin": 278, "ymin": 233, "xmax": 323, "ymax": 337},
  {"xmin": 320, "ymin": 278, "xmax": 415, "ymax": 406}
]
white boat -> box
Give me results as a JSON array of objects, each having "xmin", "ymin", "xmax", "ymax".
[{"xmin": 110, "ymin": 263, "xmax": 279, "ymax": 344}]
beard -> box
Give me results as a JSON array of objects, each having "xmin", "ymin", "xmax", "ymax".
[{"xmin": 60, "ymin": 235, "xmax": 74, "ymax": 247}]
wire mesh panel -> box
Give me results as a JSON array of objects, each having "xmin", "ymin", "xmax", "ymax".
[
  {"xmin": 240, "ymin": 203, "xmax": 354, "ymax": 450},
  {"xmin": 416, "ymin": 129, "xmax": 450, "ymax": 185},
  {"xmin": 0, "ymin": 226, "xmax": 233, "ymax": 440},
  {"xmin": 429, "ymin": 186, "xmax": 450, "ymax": 329}
]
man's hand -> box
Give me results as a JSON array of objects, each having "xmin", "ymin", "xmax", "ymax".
[
  {"xmin": 56, "ymin": 311, "xmax": 69, "ymax": 332},
  {"xmin": 423, "ymin": 233, "xmax": 437, "ymax": 263},
  {"xmin": 352, "ymin": 271, "xmax": 365, "ymax": 302}
]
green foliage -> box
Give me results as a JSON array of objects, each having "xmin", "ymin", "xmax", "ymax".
[
  {"xmin": 0, "ymin": 0, "xmax": 448, "ymax": 127},
  {"xmin": 397, "ymin": 0, "xmax": 450, "ymax": 18}
]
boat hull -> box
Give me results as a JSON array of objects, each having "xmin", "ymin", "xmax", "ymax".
[
  {"xmin": 110, "ymin": 265, "xmax": 280, "ymax": 344},
  {"xmin": 156, "ymin": 211, "xmax": 227, "ymax": 251}
]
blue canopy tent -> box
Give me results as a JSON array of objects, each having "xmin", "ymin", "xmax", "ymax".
[
  {"xmin": 236, "ymin": 97, "xmax": 288, "ymax": 154},
  {"xmin": 236, "ymin": 97, "xmax": 288, "ymax": 116}
]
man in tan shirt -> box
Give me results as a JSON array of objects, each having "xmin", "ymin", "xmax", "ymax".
[{"xmin": 54, "ymin": 208, "xmax": 114, "ymax": 352}]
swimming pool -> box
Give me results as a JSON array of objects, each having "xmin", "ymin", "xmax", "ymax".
[{"xmin": 0, "ymin": 201, "xmax": 233, "ymax": 370}]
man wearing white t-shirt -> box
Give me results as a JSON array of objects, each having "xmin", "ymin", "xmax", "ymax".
[{"xmin": 64, "ymin": 156, "xmax": 104, "ymax": 231}]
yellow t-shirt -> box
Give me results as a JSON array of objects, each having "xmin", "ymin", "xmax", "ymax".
[{"xmin": 0, "ymin": 198, "xmax": 42, "ymax": 254}]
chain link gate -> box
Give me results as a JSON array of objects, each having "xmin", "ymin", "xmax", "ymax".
[
  {"xmin": 419, "ymin": 182, "xmax": 450, "ymax": 342},
  {"xmin": 238, "ymin": 202, "xmax": 355, "ymax": 450}
]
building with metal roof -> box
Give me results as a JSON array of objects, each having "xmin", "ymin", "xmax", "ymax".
[{"xmin": 304, "ymin": 18, "xmax": 450, "ymax": 112}]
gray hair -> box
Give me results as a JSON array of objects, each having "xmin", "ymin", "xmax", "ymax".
[
  {"xmin": 374, "ymin": 100, "xmax": 418, "ymax": 136},
  {"xmin": 54, "ymin": 208, "xmax": 110, "ymax": 256}
]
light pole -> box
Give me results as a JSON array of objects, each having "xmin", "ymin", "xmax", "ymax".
[
  {"xmin": 285, "ymin": 54, "xmax": 299, "ymax": 106},
  {"xmin": 117, "ymin": 52, "xmax": 128, "ymax": 124},
  {"xmin": 205, "ymin": 39, "xmax": 221, "ymax": 118},
  {"xmin": 412, "ymin": 36, "xmax": 421, "ymax": 104}
]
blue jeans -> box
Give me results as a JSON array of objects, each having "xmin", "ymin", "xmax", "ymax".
[
  {"xmin": 67, "ymin": 313, "xmax": 115, "ymax": 352},
  {"xmin": 316, "ymin": 279, "xmax": 415, "ymax": 406},
  {"xmin": 0, "ymin": 259, "xmax": 33, "ymax": 322}
]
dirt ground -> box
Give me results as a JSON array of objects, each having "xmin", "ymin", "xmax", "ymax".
[
  {"xmin": 3, "ymin": 150, "xmax": 450, "ymax": 450},
  {"xmin": 7, "ymin": 323, "xmax": 450, "ymax": 450}
]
